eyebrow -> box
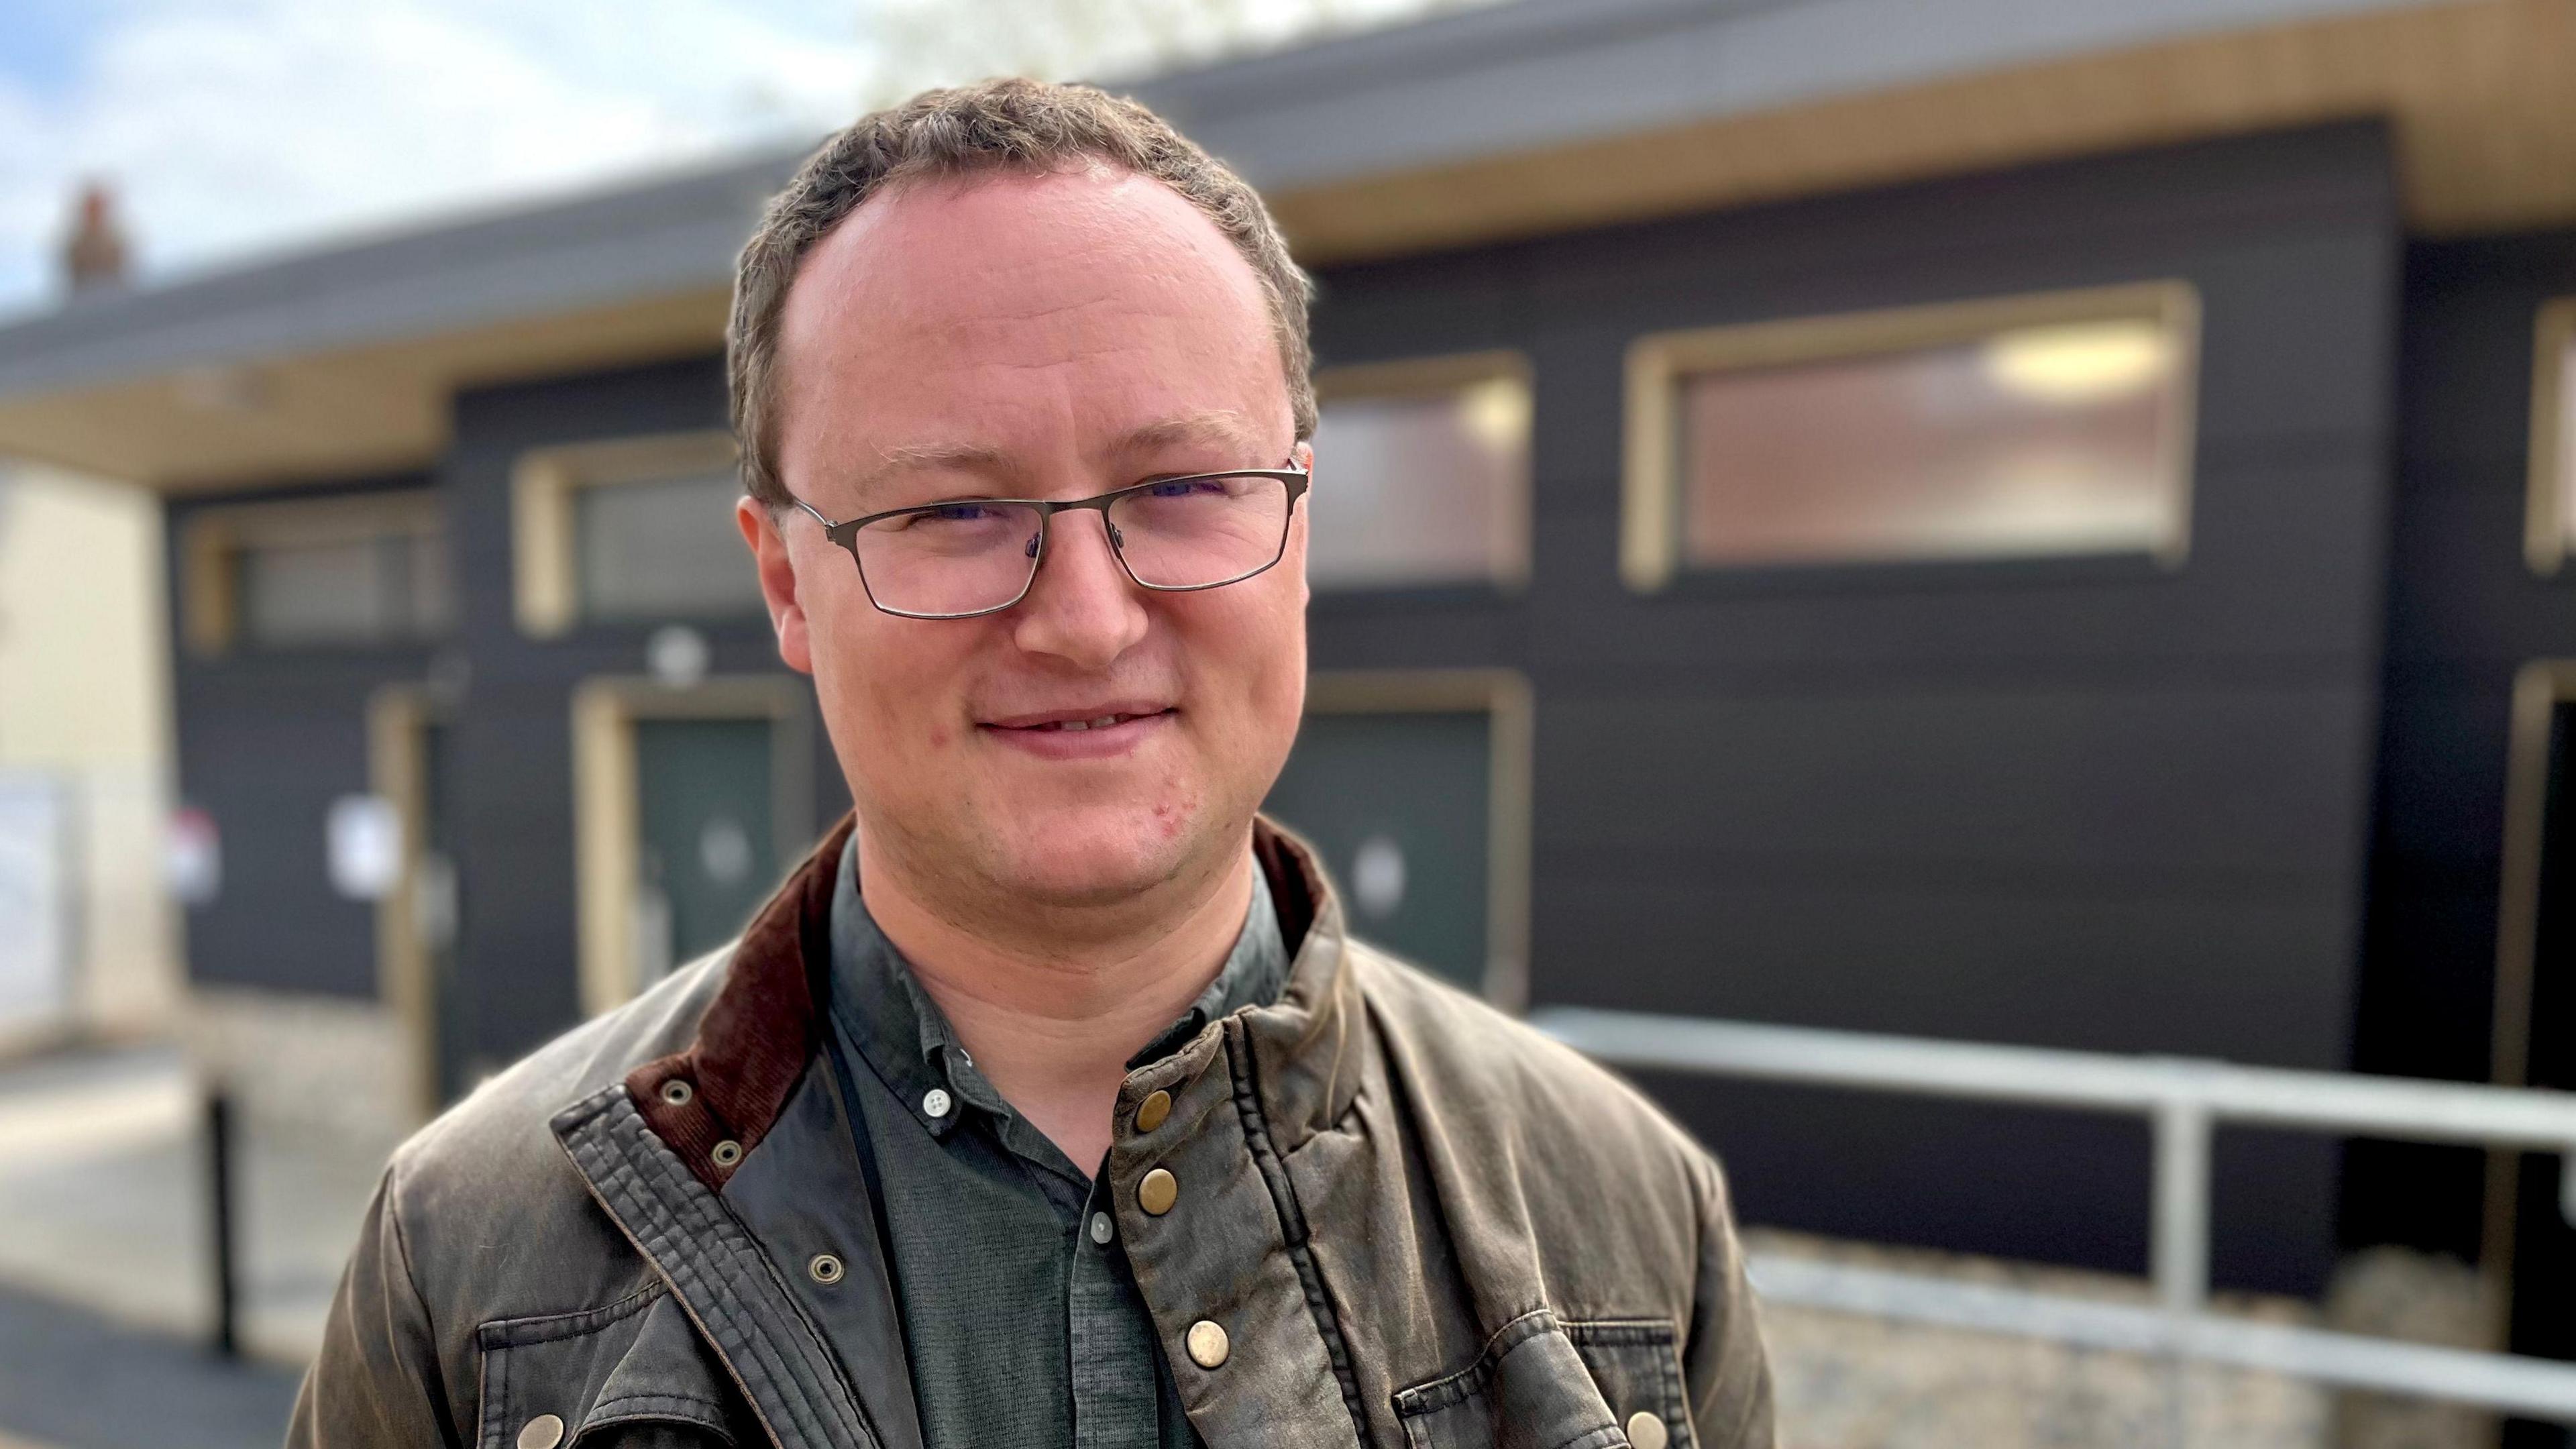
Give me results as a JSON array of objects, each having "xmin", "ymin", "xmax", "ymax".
[
  {"xmin": 841, "ymin": 410, "xmax": 1275, "ymax": 507},
  {"xmin": 1110, "ymin": 409, "xmax": 1268, "ymax": 461}
]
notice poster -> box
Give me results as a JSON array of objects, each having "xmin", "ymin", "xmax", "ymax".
[{"xmin": 0, "ymin": 775, "xmax": 69, "ymax": 1032}]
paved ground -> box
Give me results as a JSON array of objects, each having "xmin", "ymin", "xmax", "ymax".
[
  {"xmin": 0, "ymin": 1043, "xmax": 392, "ymax": 1448},
  {"xmin": 0, "ymin": 1282, "xmax": 301, "ymax": 1449}
]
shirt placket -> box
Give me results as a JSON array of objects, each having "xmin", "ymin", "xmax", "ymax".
[{"xmin": 1070, "ymin": 1176, "xmax": 1166, "ymax": 1449}]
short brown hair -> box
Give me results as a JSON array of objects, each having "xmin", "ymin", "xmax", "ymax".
[{"xmin": 727, "ymin": 77, "xmax": 1316, "ymax": 508}]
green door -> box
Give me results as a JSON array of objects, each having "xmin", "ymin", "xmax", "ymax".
[
  {"xmin": 634, "ymin": 718, "xmax": 777, "ymax": 987},
  {"xmin": 1263, "ymin": 710, "xmax": 1491, "ymax": 991}
]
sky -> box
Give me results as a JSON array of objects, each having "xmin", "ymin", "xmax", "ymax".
[
  {"xmin": 0, "ymin": 0, "xmax": 1472, "ymax": 321},
  {"xmin": 0, "ymin": 0, "xmax": 883, "ymax": 317}
]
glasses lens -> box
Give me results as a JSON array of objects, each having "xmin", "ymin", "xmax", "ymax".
[
  {"xmin": 851, "ymin": 500, "xmax": 1046, "ymax": 616},
  {"xmin": 1108, "ymin": 474, "xmax": 1293, "ymax": 588}
]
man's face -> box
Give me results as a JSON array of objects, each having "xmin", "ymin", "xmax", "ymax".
[{"xmin": 746, "ymin": 164, "xmax": 1307, "ymax": 908}]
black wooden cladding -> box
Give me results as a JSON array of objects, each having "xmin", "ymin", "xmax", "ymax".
[
  {"xmin": 1307, "ymin": 121, "xmax": 2398, "ymax": 1296},
  {"xmin": 163, "ymin": 120, "xmax": 2424, "ymax": 1297},
  {"xmin": 165, "ymin": 473, "xmax": 440, "ymax": 998}
]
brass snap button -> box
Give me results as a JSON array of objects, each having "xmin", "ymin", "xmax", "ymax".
[
  {"xmin": 1132, "ymin": 1089, "xmax": 1172, "ymax": 1133},
  {"xmin": 1138, "ymin": 1167, "xmax": 1177, "ymax": 1216},
  {"xmin": 808, "ymin": 1252, "xmax": 845, "ymax": 1285},
  {"xmin": 710, "ymin": 1139, "xmax": 743, "ymax": 1168},
  {"xmin": 517, "ymin": 1413, "xmax": 566, "ymax": 1449},
  {"xmin": 1185, "ymin": 1319, "xmax": 1230, "ymax": 1369},
  {"xmin": 658, "ymin": 1079, "xmax": 693, "ymax": 1107},
  {"xmin": 1624, "ymin": 1411, "xmax": 1668, "ymax": 1449}
]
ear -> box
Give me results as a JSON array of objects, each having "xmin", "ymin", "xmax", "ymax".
[
  {"xmin": 1289, "ymin": 438, "xmax": 1314, "ymax": 606},
  {"xmin": 737, "ymin": 495, "xmax": 814, "ymax": 676}
]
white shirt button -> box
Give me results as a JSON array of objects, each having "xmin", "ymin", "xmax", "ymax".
[
  {"xmin": 1089, "ymin": 1212, "xmax": 1114, "ymax": 1246},
  {"xmin": 922, "ymin": 1087, "xmax": 953, "ymax": 1120}
]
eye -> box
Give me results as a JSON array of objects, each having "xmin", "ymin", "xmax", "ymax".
[{"xmin": 887, "ymin": 501, "xmax": 1009, "ymax": 530}]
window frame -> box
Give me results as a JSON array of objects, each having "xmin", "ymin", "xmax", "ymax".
[
  {"xmin": 1293, "ymin": 667, "xmax": 1534, "ymax": 1010},
  {"xmin": 512, "ymin": 429, "xmax": 744, "ymax": 637},
  {"xmin": 180, "ymin": 489, "xmax": 447, "ymax": 655},
  {"xmin": 369, "ymin": 682, "xmax": 449, "ymax": 1121},
  {"xmin": 1309, "ymin": 350, "xmax": 1534, "ymax": 593},
  {"xmin": 1619, "ymin": 280, "xmax": 2202, "ymax": 591},
  {"xmin": 2524, "ymin": 299, "xmax": 2576, "ymax": 576}
]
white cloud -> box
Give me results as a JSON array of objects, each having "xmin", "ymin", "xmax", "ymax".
[{"xmin": 0, "ymin": 0, "xmax": 871, "ymax": 315}]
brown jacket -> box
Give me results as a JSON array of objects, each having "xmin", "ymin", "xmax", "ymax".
[{"xmin": 290, "ymin": 818, "xmax": 1775, "ymax": 1449}]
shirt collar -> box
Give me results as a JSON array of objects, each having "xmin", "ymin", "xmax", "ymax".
[{"xmin": 826, "ymin": 832, "xmax": 1289, "ymax": 1139}]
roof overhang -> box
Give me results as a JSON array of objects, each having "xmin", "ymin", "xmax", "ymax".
[{"xmin": 0, "ymin": 0, "xmax": 2565, "ymax": 492}]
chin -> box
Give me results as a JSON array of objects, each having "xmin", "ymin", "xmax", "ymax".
[{"xmin": 973, "ymin": 796, "xmax": 1226, "ymax": 906}]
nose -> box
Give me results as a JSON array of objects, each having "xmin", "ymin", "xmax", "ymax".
[{"xmin": 1010, "ymin": 508, "xmax": 1148, "ymax": 668}]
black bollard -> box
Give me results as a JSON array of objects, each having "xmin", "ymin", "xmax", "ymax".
[{"xmin": 205, "ymin": 1087, "xmax": 238, "ymax": 1358}]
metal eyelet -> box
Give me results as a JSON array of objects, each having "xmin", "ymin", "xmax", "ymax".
[
  {"xmin": 808, "ymin": 1253, "xmax": 845, "ymax": 1285},
  {"xmin": 710, "ymin": 1139, "xmax": 743, "ymax": 1168},
  {"xmin": 659, "ymin": 1079, "xmax": 694, "ymax": 1107}
]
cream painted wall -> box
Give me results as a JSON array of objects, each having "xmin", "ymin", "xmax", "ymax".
[{"xmin": 0, "ymin": 462, "xmax": 178, "ymax": 1042}]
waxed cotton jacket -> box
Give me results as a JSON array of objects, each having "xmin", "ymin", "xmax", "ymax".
[{"xmin": 289, "ymin": 818, "xmax": 1776, "ymax": 1449}]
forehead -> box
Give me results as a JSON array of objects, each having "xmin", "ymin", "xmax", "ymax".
[{"xmin": 770, "ymin": 166, "xmax": 1286, "ymax": 488}]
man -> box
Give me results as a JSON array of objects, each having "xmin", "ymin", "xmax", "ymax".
[{"xmin": 292, "ymin": 78, "xmax": 1773, "ymax": 1449}]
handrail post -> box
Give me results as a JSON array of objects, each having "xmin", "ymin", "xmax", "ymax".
[{"xmin": 2153, "ymin": 1087, "xmax": 2212, "ymax": 1447}]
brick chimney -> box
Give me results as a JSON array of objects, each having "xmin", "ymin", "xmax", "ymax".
[{"xmin": 62, "ymin": 182, "xmax": 130, "ymax": 295}]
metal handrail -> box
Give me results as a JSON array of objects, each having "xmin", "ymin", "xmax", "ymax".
[{"xmin": 1529, "ymin": 1006, "xmax": 2576, "ymax": 1432}]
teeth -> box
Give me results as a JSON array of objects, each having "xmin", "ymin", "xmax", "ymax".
[{"xmin": 1026, "ymin": 711, "xmax": 1155, "ymax": 733}]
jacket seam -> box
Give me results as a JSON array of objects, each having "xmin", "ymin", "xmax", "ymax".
[
  {"xmin": 476, "ymin": 1283, "xmax": 666, "ymax": 1349},
  {"xmin": 1391, "ymin": 1307, "xmax": 1558, "ymax": 1414},
  {"xmin": 384, "ymin": 1157, "xmax": 462, "ymax": 1445},
  {"xmin": 1225, "ymin": 1014, "xmax": 1371, "ymax": 1444}
]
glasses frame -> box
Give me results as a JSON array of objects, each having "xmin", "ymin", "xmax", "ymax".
[{"xmin": 788, "ymin": 466, "xmax": 1310, "ymax": 620}]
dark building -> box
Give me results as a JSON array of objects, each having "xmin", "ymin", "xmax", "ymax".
[{"xmin": 5, "ymin": 0, "xmax": 2575, "ymax": 1351}]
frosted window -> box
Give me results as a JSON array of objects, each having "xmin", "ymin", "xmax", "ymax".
[
  {"xmin": 239, "ymin": 527, "xmax": 449, "ymax": 646},
  {"xmin": 1307, "ymin": 376, "xmax": 1529, "ymax": 589},
  {"xmin": 577, "ymin": 468, "xmax": 763, "ymax": 621},
  {"xmin": 1680, "ymin": 317, "xmax": 2188, "ymax": 567}
]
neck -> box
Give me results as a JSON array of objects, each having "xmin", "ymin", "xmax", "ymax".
[{"xmin": 854, "ymin": 829, "xmax": 1260, "ymax": 1173}]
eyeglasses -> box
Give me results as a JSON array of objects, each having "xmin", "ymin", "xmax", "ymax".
[{"xmin": 789, "ymin": 467, "xmax": 1309, "ymax": 620}]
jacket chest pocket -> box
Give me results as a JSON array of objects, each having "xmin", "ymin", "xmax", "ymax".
[
  {"xmin": 478, "ymin": 1287, "xmax": 753, "ymax": 1448},
  {"xmin": 1392, "ymin": 1313, "xmax": 1693, "ymax": 1449}
]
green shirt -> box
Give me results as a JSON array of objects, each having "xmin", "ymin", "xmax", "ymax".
[{"xmin": 816, "ymin": 837, "xmax": 1287, "ymax": 1448}]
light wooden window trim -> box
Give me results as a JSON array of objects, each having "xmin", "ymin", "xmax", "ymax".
[
  {"xmin": 572, "ymin": 674, "xmax": 813, "ymax": 1016},
  {"xmin": 2525, "ymin": 300, "xmax": 2576, "ymax": 576},
  {"xmin": 1620, "ymin": 280, "xmax": 2202, "ymax": 591},
  {"xmin": 368, "ymin": 684, "xmax": 447, "ymax": 1122},
  {"xmin": 2479, "ymin": 659, "xmax": 2576, "ymax": 1332},
  {"xmin": 180, "ymin": 490, "xmax": 443, "ymax": 655},
  {"xmin": 1297, "ymin": 667, "xmax": 1534, "ymax": 1011},
  {"xmin": 1311, "ymin": 350, "xmax": 1534, "ymax": 592},
  {"xmin": 513, "ymin": 430, "xmax": 741, "ymax": 637}
]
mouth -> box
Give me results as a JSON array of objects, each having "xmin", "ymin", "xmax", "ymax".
[
  {"xmin": 977, "ymin": 703, "xmax": 1179, "ymax": 754},
  {"xmin": 991, "ymin": 708, "xmax": 1173, "ymax": 734}
]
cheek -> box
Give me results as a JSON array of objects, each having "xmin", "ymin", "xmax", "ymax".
[{"xmin": 1177, "ymin": 578, "xmax": 1305, "ymax": 737}]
